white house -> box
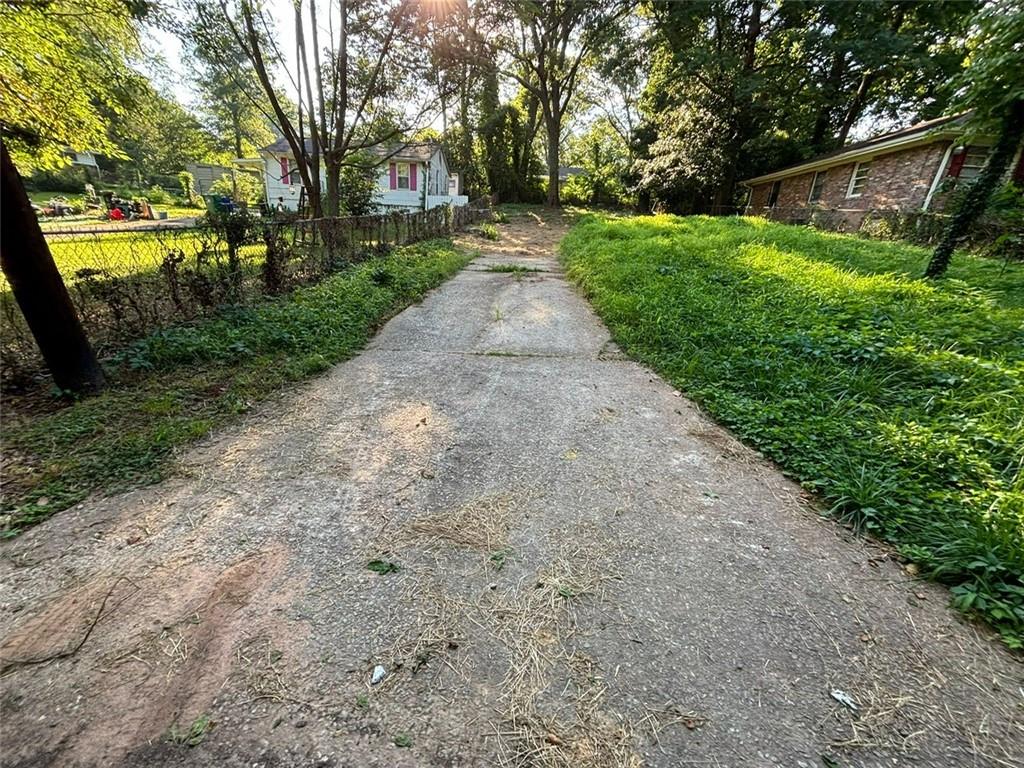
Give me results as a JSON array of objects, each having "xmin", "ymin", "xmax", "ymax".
[{"xmin": 253, "ymin": 139, "xmax": 468, "ymax": 213}]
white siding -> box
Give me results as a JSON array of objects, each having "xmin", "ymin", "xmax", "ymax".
[{"xmin": 261, "ymin": 149, "xmax": 467, "ymax": 213}]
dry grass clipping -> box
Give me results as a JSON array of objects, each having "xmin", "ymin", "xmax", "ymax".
[
  {"xmin": 483, "ymin": 536, "xmax": 648, "ymax": 768},
  {"xmin": 407, "ymin": 492, "xmax": 524, "ymax": 553}
]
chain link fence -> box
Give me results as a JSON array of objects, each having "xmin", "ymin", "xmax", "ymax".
[{"xmin": 2, "ymin": 201, "xmax": 493, "ymax": 387}]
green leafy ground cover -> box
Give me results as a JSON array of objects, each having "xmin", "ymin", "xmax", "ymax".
[
  {"xmin": 2, "ymin": 239, "xmax": 471, "ymax": 534},
  {"xmin": 562, "ymin": 214, "xmax": 1024, "ymax": 646}
]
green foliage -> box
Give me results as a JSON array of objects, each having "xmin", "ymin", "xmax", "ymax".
[
  {"xmin": 635, "ymin": 1, "xmax": 976, "ymax": 212},
  {"xmin": 112, "ymin": 79, "xmax": 218, "ymax": 179},
  {"xmin": 167, "ymin": 715, "xmax": 214, "ymax": 748},
  {"xmin": 209, "ymin": 172, "xmax": 264, "ymax": 204},
  {"xmin": 563, "ymin": 118, "xmax": 632, "ymax": 206},
  {"xmin": 2, "ymin": 240, "xmax": 472, "ymax": 533},
  {"xmin": 562, "ymin": 214, "xmax": 1024, "ymax": 645},
  {"xmin": 145, "ymin": 185, "xmax": 172, "ymax": 205},
  {"xmin": 184, "ymin": 2, "xmax": 277, "ymax": 157},
  {"xmin": 477, "ymin": 223, "xmax": 500, "ymax": 241},
  {"xmin": 339, "ymin": 159, "xmax": 380, "ymax": 216},
  {"xmin": 178, "ymin": 171, "xmax": 199, "ymax": 205},
  {"xmin": 367, "ymin": 559, "xmax": 400, "ymax": 575},
  {"xmin": 0, "ymin": 0, "xmax": 145, "ymax": 170},
  {"xmin": 944, "ymin": 0, "xmax": 1024, "ymax": 133}
]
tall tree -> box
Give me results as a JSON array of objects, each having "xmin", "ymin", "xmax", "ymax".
[
  {"xmin": 185, "ymin": 5, "xmax": 277, "ymax": 158},
  {"xmin": 111, "ymin": 79, "xmax": 219, "ymax": 178},
  {"xmin": 926, "ymin": 0, "xmax": 1024, "ymax": 278},
  {"xmin": 803, "ymin": 1, "xmax": 976, "ymax": 149},
  {"xmin": 0, "ymin": 0, "xmax": 147, "ymax": 391},
  {"xmin": 492, "ymin": 0, "xmax": 632, "ymax": 207}
]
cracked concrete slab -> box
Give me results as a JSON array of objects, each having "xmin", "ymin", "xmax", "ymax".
[{"xmin": 1, "ymin": 211, "xmax": 1020, "ymax": 768}]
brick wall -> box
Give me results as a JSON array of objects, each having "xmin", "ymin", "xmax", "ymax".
[{"xmin": 746, "ymin": 140, "xmax": 954, "ymax": 228}]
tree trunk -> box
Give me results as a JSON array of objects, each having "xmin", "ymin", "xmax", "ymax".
[
  {"xmin": 325, "ymin": 154, "xmax": 341, "ymax": 218},
  {"xmin": 0, "ymin": 140, "xmax": 104, "ymax": 392},
  {"xmin": 836, "ymin": 70, "xmax": 877, "ymax": 145},
  {"xmin": 811, "ymin": 51, "xmax": 846, "ymax": 151},
  {"xmin": 925, "ymin": 99, "xmax": 1024, "ymax": 279},
  {"xmin": 545, "ymin": 117, "xmax": 560, "ymax": 207}
]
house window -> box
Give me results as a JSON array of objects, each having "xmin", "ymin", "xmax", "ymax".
[
  {"xmin": 808, "ymin": 171, "xmax": 826, "ymax": 204},
  {"xmin": 397, "ymin": 163, "xmax": 410, "ymax": 190},
  {"xmin": 957, "ymin": 146, "xmax": 990, "ymax": 182},
  {"xmin": 847, "ymin": 161, "xmax": 871, "ymax": 198},
  {"xmin": 766, "ymin": 180, "xmax": 781, "ymax": 208}
]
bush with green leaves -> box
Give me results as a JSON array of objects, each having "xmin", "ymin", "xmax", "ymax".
[
  {"xmin": 477, "ymin": 223, "xmax": 500, "ymax": 241},
  {"xmin": 562, "ymin": 213, "xmax": 1024, "ymax": 647},
  {"xmin": 339, "ymin": 159, "xmax": 380, "ymax": 215},
  {"xmin": 209, "ymin": 172, "xmax": 264, "ymax": 205},
  {"xmin": 145, "ymin": 185, "xmax": 172, "ymax": 204}
]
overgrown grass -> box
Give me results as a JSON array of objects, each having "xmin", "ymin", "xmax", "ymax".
[
  {"xmin": 2, "ymin": 239, "xmax": 472, "ymax": 534},
  {"xmin": 562, "ymin": 214, "xmax": 1024, "ymax": 647}
]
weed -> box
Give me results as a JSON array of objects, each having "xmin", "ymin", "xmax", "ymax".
[
  {"xmin": 394, "ymin": 733, "xmax": 413, "ymax": 748},
  {"xmin": 367, "ymin": 559, "xmax": 400, "ymax": 575},
  {"xmin": 167, "ymin": 715, "xmax": 214, "ymax": 747},
  {"xmin": 490, "ymin": 547, "xmax": 513, "ymax": 570},
  {"xmin": 355, "ymin": 693, "xmax": 370, "ymax": 710},
  {"xmin": 477, "ymin": 223, "xmax": 501, "ymax": 241},
  {"xmin": 562, "ymin": 213, "xmax": 1024, "ymax": 646},
  {"xmin": 486, "ymin": 264, "xmax": 542, "ymax": 275}
]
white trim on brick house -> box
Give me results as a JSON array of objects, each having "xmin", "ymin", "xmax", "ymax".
[{"xmin": 846, "ymin": 162, "xmax": 871, "ymax": 198}]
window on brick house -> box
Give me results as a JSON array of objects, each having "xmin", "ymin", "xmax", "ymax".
[
  {"xmin": 957, "ymin": 147, "xmax": 990, "ymax": 182},
  {"xmin": 808, "ymin": 171, "xmax": 826, "ymax": 204},
  {"xmin": 767, "ymin": 180, "xmax": 782, "ymax": 207},
  {"xmin": 847, "ymin": 161, "xmax": 871, "ymax": 198}
]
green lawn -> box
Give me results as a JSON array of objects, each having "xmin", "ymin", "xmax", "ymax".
[
  {"xmin": 562, "ymin": 214, "xmax": 1024, "ymax": 646},
  {"xmin": 29, "ymin": 190, "xmax": 201, "ymax": 231},
  {"xmin": 2, "ymin": 239, "xmax": 472, "ymax": 534}
]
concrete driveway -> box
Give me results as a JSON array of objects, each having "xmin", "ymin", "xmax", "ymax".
[{"xmin": 1, "ymin": 211, "xmax": 1020, "ymax": 768}]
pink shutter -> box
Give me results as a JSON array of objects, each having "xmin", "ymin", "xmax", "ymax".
[
  {"xmin": 1013, "ymin": 151, "xmax": 1024, "ymax": 183},
  {"xmin": 947, "ymin": 148, "xmax": 966, "ymax": 178},
  {"xmin": 389, "ymin": 162, "xmax": 397, "ymax": 190},
  {"xmin": 279, "ymin": 157, "xmax": 289, "ymax": 183},
  {"xmin": 410, "ymin": 163, "xmax": 418, "ymax": 191}
]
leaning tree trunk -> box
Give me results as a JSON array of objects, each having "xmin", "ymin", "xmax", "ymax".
[
  {"xmin": 545, "ymin": 118, "xmax": 560, "ymax": 208},
  {"xmin": 925, "ymin": 99, "xmax": 1024, "ymax": 279},
  {"xmin": 0, "ymin": 140, "xmax": 104, "ymax": 392}
]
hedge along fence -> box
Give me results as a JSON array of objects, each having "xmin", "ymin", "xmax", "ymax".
[{"xmin": 1, "ymin": 201, "xmax": 492, "ymax": 387}]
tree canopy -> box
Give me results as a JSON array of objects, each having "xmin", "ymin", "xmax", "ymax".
[{"xmin": 0, "ymin": 0, "xmax": 148, "ymax": 171}]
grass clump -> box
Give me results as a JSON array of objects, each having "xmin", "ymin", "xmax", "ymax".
[
  {"xmin": 476, "ymin": 223, "xmax": 501, "ymax": 241},
  {"xmin": 562, "ymin": 214, "xmax": 1024, "ymax": 647},
  {"xmin": 167, "ymin": 715, "xmax": 214, "ymax": 747},
  {"xmin": 2, "ymin": 239, "xmax": 471, "ymax": 534},
  {"xmin": 486, "ymin": 264, "xmax": 542, "ymax": 275}
]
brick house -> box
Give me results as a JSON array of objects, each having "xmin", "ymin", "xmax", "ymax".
[{"xmin": 741, "ymin": 113, "xmax": 1024, "ymax": 228}]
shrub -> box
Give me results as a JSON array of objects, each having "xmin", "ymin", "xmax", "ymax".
[
  {"xmin": 209, "ymin": 172, "xmax": 263, "ymax": 205},
  {"xmin": 145, "ymin": 185, "xmax": 171, "ymax": 204},
  {"xmin": 475, "ymin": 223, "xmax": 500, "ymax": 240}
]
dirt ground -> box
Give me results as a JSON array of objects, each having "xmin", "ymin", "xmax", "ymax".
[{"xmin": 1, "ymin": 211, "xmax": 1021, "ymax": 768}]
